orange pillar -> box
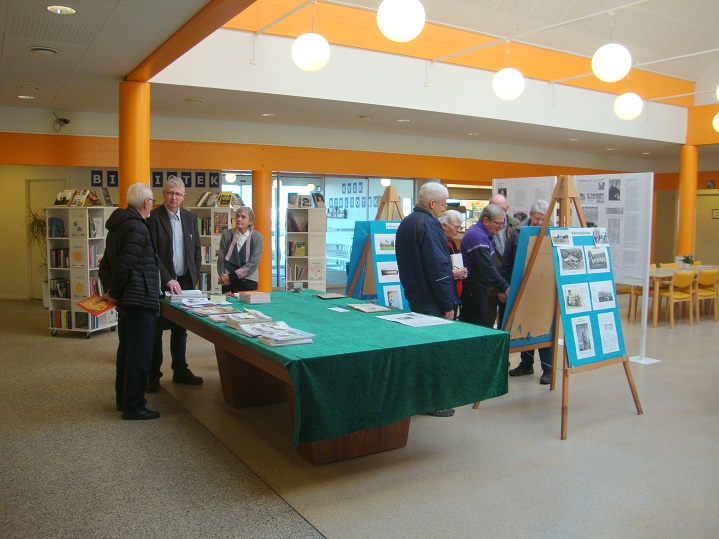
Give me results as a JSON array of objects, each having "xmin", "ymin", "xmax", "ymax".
[
  {"xmin": 118, "ymin": 81, "xmax": 151, "ymax": 207},
  {"xmin": 252, "ymin": 169, "xmax": 273, "ymax": 291},
  {"xmin": 676, "ymin": 144, "xmax": 698, "ymax": 258}
]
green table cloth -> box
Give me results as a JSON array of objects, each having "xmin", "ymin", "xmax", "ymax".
[{"xmin": 165, "ymin": 291, "xmax": 509, "ymax": 445}]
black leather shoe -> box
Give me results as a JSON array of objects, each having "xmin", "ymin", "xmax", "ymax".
[
  {"xmin": 122, "ymin": 408, "xmax": 160, "ymax": 420},
  {"xmin": 146, "ymin": 374, "xmax": 161, "ymax": 393},
  {"xmin": 173, "ymin": 369, "xmax": 203, "ymax": 385},
  {"xmin": 509, "ymin": 363, "xmax": 534, "ymax": 376},
  {"xmin": 540, "ymin": 369, "xmax": 552, "ymax": 385}
]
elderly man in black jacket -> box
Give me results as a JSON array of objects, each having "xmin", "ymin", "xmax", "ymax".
[{"xmin": 99, "ymin": 183, "xmax": 161, "ymax": 420}]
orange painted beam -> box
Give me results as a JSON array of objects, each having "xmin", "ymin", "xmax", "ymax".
[
  {"xmin": 687, "ymin": 103, "xmax": 719, "ymax": 146},
  {"xmin": 126, "ymin": 0, "xmax": 258, "ymax": 82}
]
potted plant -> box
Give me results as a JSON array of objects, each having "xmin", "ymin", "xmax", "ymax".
[{"xmin": 26, "ymin": 208, "xmax": 49, "ymax": 307}]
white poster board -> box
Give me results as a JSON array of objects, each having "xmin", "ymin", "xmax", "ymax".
[
  {"xmin": 492, "ymin": 176, "xmax": 557, "ymax": 222},
  {"xmin": 572, "ymin": 173, "xmax": 654, "ymax": 287}
]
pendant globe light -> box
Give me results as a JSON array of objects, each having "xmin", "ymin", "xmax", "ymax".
[
  {"xmin": 592, "ymin": 16, "xmax": 631, "ymax": 83},
  {"xmin": 614, "ymin": 92, "xmax": 643, "ymax": 120},
  {"xmin": 716, "ymin": 83, "xmax": 719, "ymax": 101},
  {"xmin": 292, "ymin": 6, "xmax": 330, "ymax": 72},
  {"xmin": 713, "ymin": 113, "xmax": 719, "ymax": 134},
  {"xmin": 377, "ymin": 0, "xmax": 425, "ymax": 43},
  {"xmin": 492, "ymin": 41, "xmax": 525, "ymax": 100}
]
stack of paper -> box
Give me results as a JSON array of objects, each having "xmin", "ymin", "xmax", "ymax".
[
  {"xmin": 233, "ymin": 320, "xmax": 315, "ymax": 346},
  {"xmin": 190, "ymin": 305, "xmax": 240, "ymax": 316},
  {"xmin": 237, "ymin": 290, "xmax": 271, "ymax": 304},
  {"xmin": 347, "ymin": 303, "xmax": 391, "ymax": 313},
  {"xmin": 226, "ymin": 309, "xmax": 272, "ymax": 329},
  {"xmin": 165, "ymin": 290, "xmax": 206, "ymax": 303}
]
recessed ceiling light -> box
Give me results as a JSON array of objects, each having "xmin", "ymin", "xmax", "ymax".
[
  {"xmin": 467, "ymin": 132, "xmax": 478, "ymax": 136},
  {"xmin": 642, "ymin": 152, "xmax": 651, "ymax": 155},
  {"xmin": 396, "ymin": 119, "xmax": 410, "ymax": 123},
  {"xmin": 358, "ymin": 115, "xmax": 375, "ymax": 120},
  {"xmin": 569, "ymin": 138, "xmax": 579, "ymax": 141},
  {"xmin": 606, "ymin": 147, "xmax": 615, "ymax": 151},
  {"xmin": 182, "ymin": 98, "xmax": 204, "ymax": 104},
  {"xmin": 47, "ymin": 5, "xmax": 76, "ymax": 15},
  {"xmin": 260, "ymin": 113, "xmax": 275, "ymax": 117},
  {"xmin": 18, "ymin": 95, "xmax": 35, "ymax": 100},
  {"xmin": 492, "ymin": 129, "xmax": 504, "ymax": 134},
  {"xmin": 27, "ymin": 46, "xmax": 60, "ymax": 56}
]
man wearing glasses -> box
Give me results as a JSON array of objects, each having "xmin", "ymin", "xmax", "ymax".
[
  {"xmin": 147, "ymin": 176, "xmax": 203, "ymax": 392},
  {"xmin": 459, "ymin": 204, "xmax": 510, "ymax": 328},
  {"xmin": 487, "ymin": 193, "xmax": 519, "ymax": 329}
]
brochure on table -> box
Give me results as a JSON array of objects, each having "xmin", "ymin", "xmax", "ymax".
[
  {"xmin": 552, "ymin": 227, "xmax": 626, "ymax": 368},
  {"xmin": 346, "ymin": 220, "xmax": 406, "ymax": 310}
]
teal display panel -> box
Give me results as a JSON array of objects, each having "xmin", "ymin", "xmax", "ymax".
[{"xmin": 552, "ymin": 228, "xmax": 626, "ymax": 368}]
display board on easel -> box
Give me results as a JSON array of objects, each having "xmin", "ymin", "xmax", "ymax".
[{"xmin": 345, "ymin": 220, "xmax": 406, "ymax": 309}]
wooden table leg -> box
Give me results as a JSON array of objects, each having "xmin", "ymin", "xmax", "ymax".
[{"xmin": 652, "ymin": 278, "xmax": 660, "ymax": 328}]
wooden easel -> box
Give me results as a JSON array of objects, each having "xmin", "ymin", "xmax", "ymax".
[
  {"xmin": 347, "ymin": 186, "xmax": 404, "ymax": 297},
  {"xmin": 479, "ymin": 176, "xmax": 643, "ymax": 438}
]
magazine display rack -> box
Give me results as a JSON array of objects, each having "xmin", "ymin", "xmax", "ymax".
[{"xmin": 285, "ymin": 207, "xmax": 327, "ymax": 291}]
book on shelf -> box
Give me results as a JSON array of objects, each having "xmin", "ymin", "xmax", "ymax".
[
  {"xmin": 347, "ymin": 303, "xmax": 391, "ymax": 313},
  {"xmin": 312, "ymin": 192, "xmax": 325, "ymax": 208},
  {"xmin": 87, "ymin": 191, "xmax": 103, "ymax": 206},
  {"xmin": 288, "ymin": 241, "xmax": 306, "ymax": 256},
  {"xmin": 89, "ymin": 217, "xmax": 103, "ymax": 238},
  {"xmin": 70, "ymin": 190, "xmax": 90, "ymax": 207},
  {"xmin": 217, "ymin": 192, "xmax": 233, "ymax": 207},
  {"xmin": 234, "ymin": 290, "xmax": 271, "ymax": 304},
  {"xmin": 231, "ymin": 193, "xmax": 244, "ymax": 207},
  {"xmin": 287, "ymin": 192, "xmax": 299, "ymax": 208},
  {"xmin": 101, "ymin": 187, "xmax": 113, "ymax": 207},
  {"xmin": 48, "ymin": 218, "xmax": 66, "ymax": 237},
  {"xmin": 195, "ymin": 191, "xmax": 212, "ymax": 207},
  {"xmin": 204, "ymin": 193, "xmax": 220, "ymax": 207},
  {"xmin": 54, "ymin": 190, "xmax": 76, "ymax": 206},
  {"xmin": 225, "ymin": 309, "xmax": 272, "ymax": 329},
  {"xmin": 164, "ymin": 289, "xmax": 206, "ymax": 303},
  {"xmin": 299, "ymin": 195, "xmax": 312, "ymax": 208},
  {"xmin": 213, "ymin": 210, "xmax": 229, "ymax": 234},
  {"xmin": 76, "ymin": 295, "xmax": 114, "ymax": 316}
]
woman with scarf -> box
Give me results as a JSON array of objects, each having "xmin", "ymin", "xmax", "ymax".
[{"xmin": 217, "ymin": 206, "xmax": 264, "ymax": 293}]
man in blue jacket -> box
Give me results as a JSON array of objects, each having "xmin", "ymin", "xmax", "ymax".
[
  {"xmin": 99, "ymin": 183, "xmax": 161, "ymax": 420},
  {"xmin": 396, "ymin": 182, "xmax": 459, "ymax": 418}
]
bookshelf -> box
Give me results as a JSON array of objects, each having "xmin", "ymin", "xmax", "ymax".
[
  {"xmin": 286, "ymin": 207, "xmax": 327, "ymax": 291},
  {"xmin": 190, "ymin": 206, "xmax": 233, "ymax": 293},
  {"xmin": 45, "ymin": 206, "xmax": 118, "ymax": 337}
]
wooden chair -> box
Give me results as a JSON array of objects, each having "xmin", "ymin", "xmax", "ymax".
[
  {"xmin": 659, "ymin": 270, "xmax": 695, "ymax": 328},
  {"xmin": 627, "ymin": 265, "xmax": 657, "ymax": 322},
  {"xmin": 659, "ymin": 262, "xmax": 678, "ymax": 268},
  {"xmin": 694, "ymin": 268, "xmax": 719, "ymax": 323}
]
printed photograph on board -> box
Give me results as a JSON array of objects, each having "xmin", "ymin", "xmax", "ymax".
[
  {"xmin": 383, "ymin": 285, "xmax": 403, "ymax": 309},
  {"xmin": 571, "ymin": 315, "xmax": 595, "ymax": 360},
  {"xmin": 585, "ymin": 245, "xmax": 611, "ymax": 274},
  {"xmin": 557, "ymin": 247, "xmax": 586, "ymax": 275},
  {"xmin": 589, "ymin": 280, "xmax": 617, "ymax": 310},
  {"xmin": 562, "ymin": 283, "xmax": 592, "ymax": 314}
]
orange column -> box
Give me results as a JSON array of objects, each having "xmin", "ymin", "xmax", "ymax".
[
  {"xmin": 676, "ymin": 144, "xmax": 698, "ymax": 258},
  {"xmin": 118, "ymin": 81, "xmax": 151, "ymax": 207},
  {"xmin": 252, "ymin": 169, "xmax": 273, "ymax": 291}
]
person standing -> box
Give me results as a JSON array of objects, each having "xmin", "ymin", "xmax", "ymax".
[
  {"xmin": 217, "ymin": 206, "xmax": 263, "ymax": 293},
  {"xmin": 396, "ymin": 183, "xmax": 459, "ymax": 418},
  {"xmin": 460, "ymin": 204, "xmax": 510, "ymax": 328},
  {"xmin": 99, "ymin": 183, "xmax": 161, "ymax": 420},
  {"xmin": 486, "ymin": 193, "xmax": 518, "ymax": 328},
  {"xmin": 439, "ymin": 209, "xmax": 468, "ymax": 314},
  {"xmin": 147, "ymin": 176, "xmax": 203, "ymax": 392},
  {"xmin": 502, "ymin": 200, "xmax": 554, "ymax": 384}
]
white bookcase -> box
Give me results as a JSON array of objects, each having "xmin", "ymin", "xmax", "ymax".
[
  {"xmin": 45, "ymin": 206, "xmax": 118, "ymax": 337},
  {"xmin": 190, "ymin": 206, "xmax": 233, "ymax": 293},
  {"xmin": 286, "ymin": 207, "xmax": 327, "ymax": 291}
]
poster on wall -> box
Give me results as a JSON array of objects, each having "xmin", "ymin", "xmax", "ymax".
[
  {"xmin": 552, "ymin": 227, "xmax": 626, "ymax": 368},
  {"xmin": 493, "ymin": 176, "xmax": 556, "ymax": 222},
  {"xmin": 573, "ymin": 173, "xmax": 653, "ymax": 286}
]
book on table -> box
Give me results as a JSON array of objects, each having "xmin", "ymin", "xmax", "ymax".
[
  {"xmin": 76, "ymin": 295, "xmax": 114, "ymax": 316},
  {"xmin": 225, "ymin": 309, "xmax": 272, "ymax": 329},
  {"xmin": 165, "ymin": 289, "xmax": 206, "ymax": 303},
  {"xmin": 347, "ymin": 303, "xmax": 391, "ymax": 313},
  {"xmin": 258, "ymin": 324, "xmax": 315, "ymax": 346},
  {"xmin": 190, "ymin": 305, "xmax": 240, "ymax": 316},
  {"xmin": 236, "ymin": 290, "xmax": 271, "ymax": 304},
  {"xmin": 313, "ymin": 293, "xmax": 345, "ymax": 299}
]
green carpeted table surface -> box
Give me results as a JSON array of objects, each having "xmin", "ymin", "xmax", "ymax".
[{"xmin": 167, "ymin": 291, "xmax": 509, "ymax": 445}]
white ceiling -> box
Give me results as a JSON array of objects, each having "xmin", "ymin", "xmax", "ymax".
[{"xmin": 1, "ymin": 0, "xmax": 719, "ymax": 160}]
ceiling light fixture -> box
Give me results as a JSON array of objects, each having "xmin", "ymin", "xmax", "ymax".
[
  {"xmin": 716, "ymin": 83, "xmax": 719, "ymax": 102},
  {"xmin": 18, "ymin": 95, "xmax": 35, "ymax": 100},
  {"xmin": 713, "ymin": 113, "xmax": 719, "ymax": 134},
  {"xmin": 377, "ymin": 0, "xmax": 425, "ymax": 43},
  {"xmin": 27, "ymin": 46, "xmax": 60, "ymax": 56},
  {"xmin": 380, "ymin": 178, "xmax": 392, "ymax": 187},
  {"xmin": 224, "ymin": 173, "xmax": 236, "ymax": 183},
  {"xmin": 396, "ymin": 118, "xmax": 410, "ymax": 122},
  {"xmin": 291, "ymin": 3, "xmax": 330, "ymax": 72},
  {"xmin": 260, "ymin": 113, "xmax": 275, "ymax": 117},
  {"xmin": 614, "ymin": 92, "xmax": 643, "ymax": 120},
  {"xmin": 47, "ymin": 5, "xmax": 76, "ymax": 15},
  {"xmin": 592, "ymin": 14, "xmax": 631, "ymax": 83},
  {"xmin": 182, "ymin": 98, "xmax": 204, "ymax": 104},
  {"xmin": 492, "ymin": 41, "xmax": 525, "ymax": 100}
]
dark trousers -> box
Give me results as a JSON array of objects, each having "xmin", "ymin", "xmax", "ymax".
[
  {"xmin": 151, "ymin": 273, "xmax": 193, "ymax": 377},
  {"xmin": 520, "ymin": 347, "xmax": 554, "ymax": 371},
  {"xmin": 221, "ymin": 278, "xmax": 257, "ymax": 294},
  {"xmin": 486, "ymin": 287, "xmax": 507, "ymax": 329},
  {"xmin": 408, "ymin": 301, "xmax": 445, "ymax": 318},
  {"xmin": 460, "ymin": 280, "xmax": 495, "ymax": 328},
  {"xmin": 116, "ymin": 306, "xmax": 155, "ymax": 412}
]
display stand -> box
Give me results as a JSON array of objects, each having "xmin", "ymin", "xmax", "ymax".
[
  {"xmin": 346, "ymin": 186, "xmax": 406, "ymax": 307},
  {"xmin": 480, "ymin": 176, "xmax": 643, "ymax": 438}
]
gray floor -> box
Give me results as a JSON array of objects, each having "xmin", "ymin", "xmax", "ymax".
[{"xmin": 1, "ymin": 298, "xmax": 718, "ymax": 538}]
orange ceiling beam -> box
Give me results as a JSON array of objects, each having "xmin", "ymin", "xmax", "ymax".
[{"xmin": 127, "ymin": 0, "xmax": 258, "ymax": 82}]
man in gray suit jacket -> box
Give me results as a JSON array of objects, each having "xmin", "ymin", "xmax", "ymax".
[{"xmin": 147, "ymin": 176, "xmax": 203, "ymax": 392}]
